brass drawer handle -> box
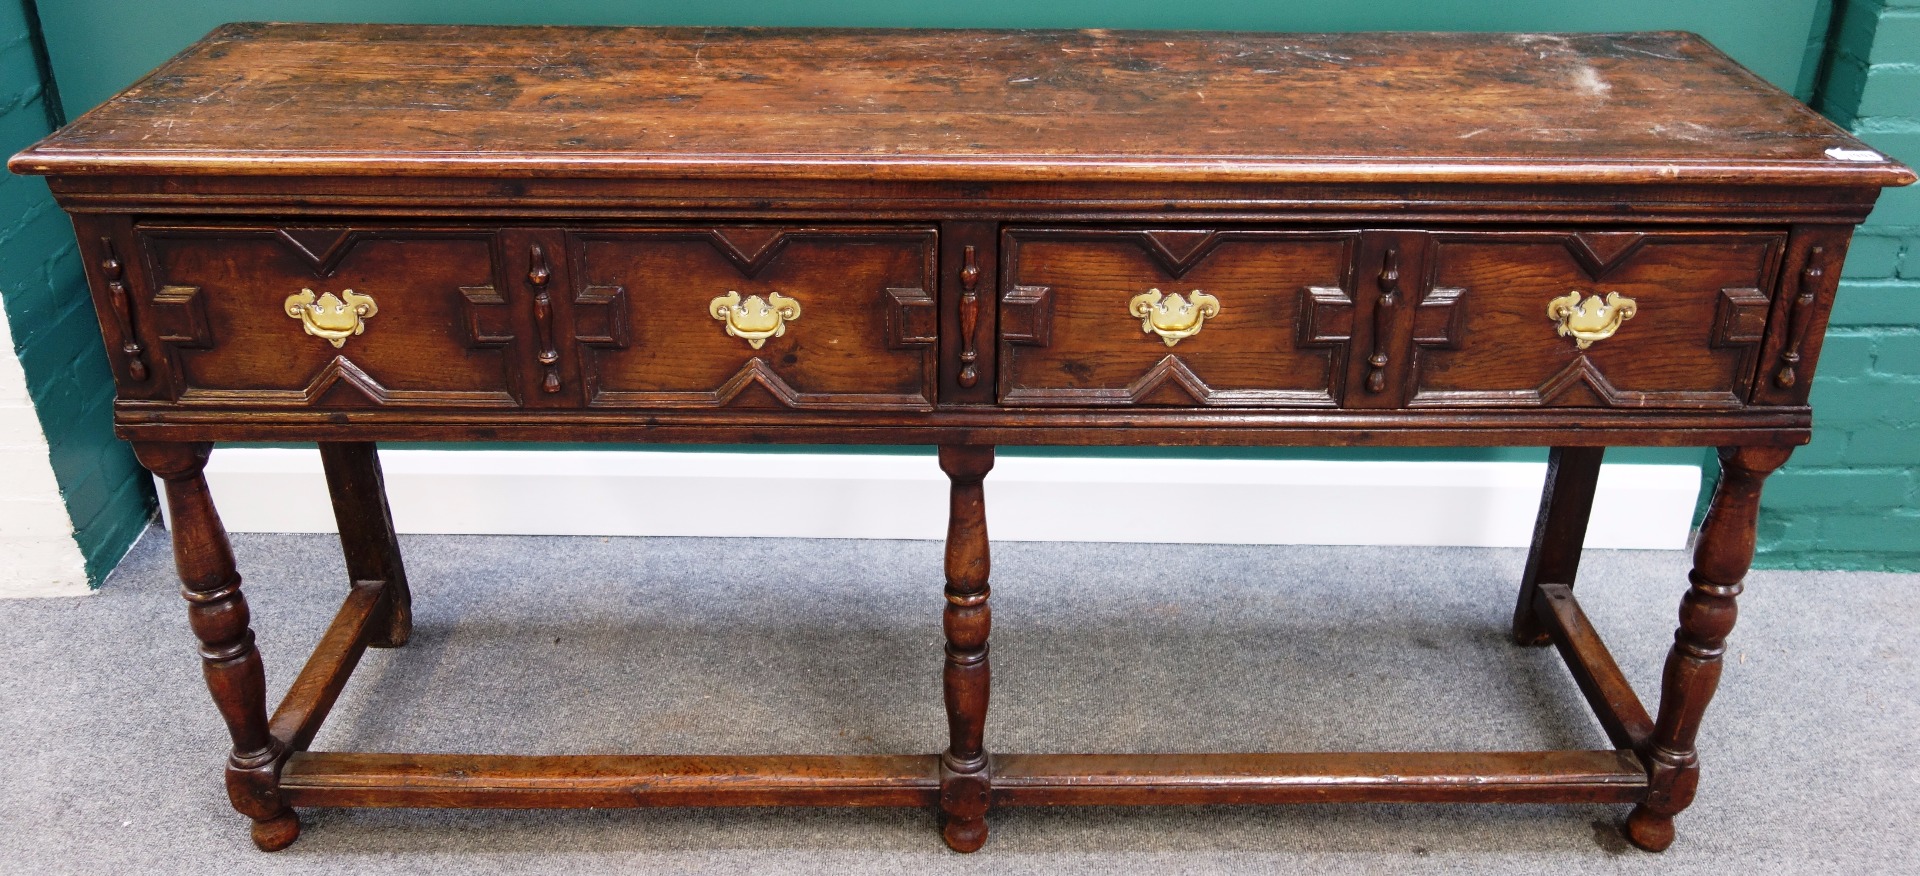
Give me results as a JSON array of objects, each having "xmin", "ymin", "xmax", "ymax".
[
  {"xmin": 1547, "ymin": 290, "xmax": 1636, "ymax": 350},
  {"xmin": 710, "ymin": 291, "xmax": 801, "ymax": 349},
  {"xmin": 1129, "ymin": 288, "xmax": 1219, "ymax": 347},
  {"xmin": 285, "ymin": 288, "xmax": 378, "ymax": 348}
]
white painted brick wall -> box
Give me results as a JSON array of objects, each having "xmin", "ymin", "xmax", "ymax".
[{"xmin": 0, "ymin": 303, "xmax": 90, "ymax": 597}]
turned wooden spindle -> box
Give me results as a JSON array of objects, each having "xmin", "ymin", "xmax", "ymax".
[
  {"xmin": 318, "ymin": 442, "xmax": 413, "ymax": 647},
  {"xmin": 1624, "ymin": 444, "xmax": 1791, "ymax": 852},
  {"xmin": 133, "ymin": 442, "xmax": 300, "ymax": 851},
  {"xmin": 937, "ymin": 445, "xmax": 995, "ymax": 852}
]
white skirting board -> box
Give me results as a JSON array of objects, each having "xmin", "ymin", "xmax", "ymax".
[
  {"xmin": 162, "ymin": 448, "xmax": 1700, "ymax": 549},
  {"xmin": 0, "ymin": 308, "xmax": 92, "ymax": 598}
]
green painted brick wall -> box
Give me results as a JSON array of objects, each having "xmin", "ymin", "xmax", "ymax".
[
  {"xmin": 37, "ymin": 0, "xmax": 1829, "ymax": 112},
  {"xmin": 1759, "ymin": 0, "xmax": 1920, "ymax": 571},
  {"xmin": 0, "ymin": 1, "xmax": 152, "ymax": 585}
]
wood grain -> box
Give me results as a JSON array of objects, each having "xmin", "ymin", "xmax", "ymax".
[
  {"xmin": 14, "ymin": 24, "xmax": 1912, "ymax": 856},
  {"xmin": 1534, "ymin": 583, "xmax": 1657, "ymax": 752},
  {"xmin": 1626, "ymin": 444, "xmax": 1791, "ymax": 852},
  {"xmin": 281, "ymin": 753, "xmax": 942, "ymax": 808},
  {"xmin": 13, "ymin": 26, "xmax": 1911, "ymax": 187},
  {"xmin": 1409, "ymin": 232, "xmax": 1785, "ymax": 408},
  {"xmin": 999, "ymin": 228, "xmax": 1358, "ymax": 406},
  {"xmin": 318, "ymin": 441, "xmax": 411, "ymax": 648},
  {"xmin": 993, "ymin": 751, "xmax": 1648, "ymax": 805},
  {"xmin": 938, "ymin": 445, "xmax": 995, "ymax": 852},
  {"xmin": 275, "ymin": 750, "xmax": 1647, "ymax": 809},
  {"xmin": 267, "ymin": 579, "xmax": 389, "ymax": 753},
  {"xmin": 136, "ymin": 225, "xmax": 517, "ymax": 406},
  {"xmin": 1512, "ymin": 446, "xmax": 1606, "ymax": 645},
  {"xmin": 133, "ymin": 441, "xmax": 300, "ymax": 851},
  {"xmin": 571, "ymin": 226, "xmax": 938, "ymax": 410}
]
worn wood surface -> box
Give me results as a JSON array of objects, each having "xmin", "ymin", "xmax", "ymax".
[
  {"xmin": 573, "ymin": 226, "xmax": 938, "ymax": 409},
  {"xmin": 991, "ymin": 751, "xmax": 1648, "ymax": 805},
  {"xmin": 11, "ymin": 25, "xmax": 1912, "ymax": 187},
  {"xmin": 1512, "ymin": 446, "xmax": 1607, "ymax": 644},
  {"xmin": 937, "ymin": 445, "xmax": 995, "ymax": 852},
  {"xmin": 318, "ymin": 442, "xmax": 411, "ymax": 647},
  {"xmin": 280, "ymin": 753, "xmax": 945, "ymax": 809},
  {"xmin": 1410, "ymin": 232, "xmax": 1785, "ymax": 408},
  {"xmin": 134, "ymin": 441, "xmax": 300, "ymax": 851},
  {"xmin": 999, "ymin": 228, "xmax": 1359, "ymax": 406},
  {"xmin": 1534, "ymin": 582, "xmax": 1657, "ymax": 752},
  {"xmin": 13, "ymin": 24, "xmax": 1912, "ymax": 857},
  {"xmin": 275, "ymin": 750, "xmax": 1648, "ymax": 809},
  {"xmin": 266, "ymin": 579, "xmax": 388, "ymax": 754},
  {"xmin": 1625, "ymin": 444, "xmax": 1791, "ymax": 852},
  {"xmin": 97, "ymin": 219, "xmax": 1834, "ymax": 438}
]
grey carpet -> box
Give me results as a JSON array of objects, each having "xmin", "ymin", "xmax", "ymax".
[{"xmin": 0, "ymin": 525, "xmax": 1914, "ymax": 875}]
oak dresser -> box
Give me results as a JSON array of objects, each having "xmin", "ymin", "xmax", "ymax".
[{"xmin": 10, "ymin": 23, "xmax": 1913, "ymax": 854}]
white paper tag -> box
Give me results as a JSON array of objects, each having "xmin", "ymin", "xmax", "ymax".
[{"xmin": 1825, "ymin": 147, "xmax": 1885, "ymax": 162}]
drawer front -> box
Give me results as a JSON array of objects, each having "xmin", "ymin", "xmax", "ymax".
[
  {"xmin": 1406, "ymin": 231, "xmax": 1786, "ymax": 408},
  {"xmin": 570, "ymin": 227, "xmax": 938, "ymax": 410},
  {"xmin": 998, "ymin": 229, "xmax": 1363, "ymax": 406},
  {"xmin": 136, "ymin": 226, "xmax": 521, "ymax": 407}
]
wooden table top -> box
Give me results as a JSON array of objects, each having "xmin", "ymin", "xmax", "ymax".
[{"xmin": 11, "ymin": 23, "xmax": 1912, "ymax": 187}]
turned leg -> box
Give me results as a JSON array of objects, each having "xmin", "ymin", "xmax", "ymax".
[
  {"xmin": 318, "ymin": 442, "xmax": 412, "ymax": 647},
  {"xmin": 1513, "ymin": 446, "xmax": 1606, "ymax": 645},
  {"xmin": 133, "ymin": 442, "xmax": 300, "ymax": 851},
  {"xmin": 1624, "ymin": 445, "xmax": 1791, "ymax": 852},
  {"xmin": 937, "ymin": 445, "xmax": 994, "ymax": 852}
]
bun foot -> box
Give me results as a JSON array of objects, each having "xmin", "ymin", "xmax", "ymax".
[
  {"xmin": 941, "ymin": 815, "xmax": 988, "ymax": 853},
  {"xmin": 1623, "ymin": 805, "xmax": 1675, "ymax": 852},
  {"xmin": 250, "ymin": 810, "xmax": 302, "ymax": 851}
]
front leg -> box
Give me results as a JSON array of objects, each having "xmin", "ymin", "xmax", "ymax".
[
  {"xmin": 1624, "ymin": 445, "xmax": 1791, "ymax": 852},
  {"xmin": 937, "ymin": 445, "xmax": 994, "ymax": 852},
  {"xmin": 133, "ymin": 442, "xmax": 300, "ymax": 851}
]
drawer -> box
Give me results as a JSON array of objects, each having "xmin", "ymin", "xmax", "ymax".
[
  {"xmin": 134, "ymin": 226, "xmax": 522, "ymax": 406},
  {"xmin": 998, "ymin": 228, "xmax": 1364, "ymax": 406},
  {"xmin": 568, "ymin": 226, "xmax": 938, "ymax": 410},
  {"xmin": 1404, "ymin": 231, "xmax": 1787, "ymax": 408}
]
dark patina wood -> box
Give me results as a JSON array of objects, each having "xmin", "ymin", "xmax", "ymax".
[
  {"xmin": 1534, "ymin": 582, "xmax": 1657, "ymax": 753},
  {"xmin": 132, "ymin": 440, "xmax": 300, "ymax": 851},
  {"xmin": 937, "ymin": 445, "xmax": 995, "ymax": 851},
  {"xmin": 318, "ymin": 442, "xmax": 410, "ymax": 647},
  {"xmin": 14, "ymin": 25, "xmax": 1911, "ymax": 188},
  {"xmin": 1625, "ymin": 445, "xmax": 1793, "ymax": 851},
  {"xmin": 1513, "ymin": 446, "xmax": 1607, "ymax": 645},
  {"xmin": 11, "ymin": 23, "xmax": 1910, "ymax": 854},
  {"xmin": 268, "ymin": 579, "xmax": 391, "ymax": 754}
]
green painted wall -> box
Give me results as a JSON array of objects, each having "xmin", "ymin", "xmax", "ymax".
[
  {"xmin": 1752, "ymin": 0, "xmax": 1920, "ymax": 571},
  {"xmin": 20, "ymin": 0, "xmax": 1915, "ymax": 573},
  {"xmin": 40, "ymin": 1, "xmax": 1827, "ymax": 121},
  {"xmin": 1, "ymin": 1, "xmax": 150, "ymax": 584}
]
